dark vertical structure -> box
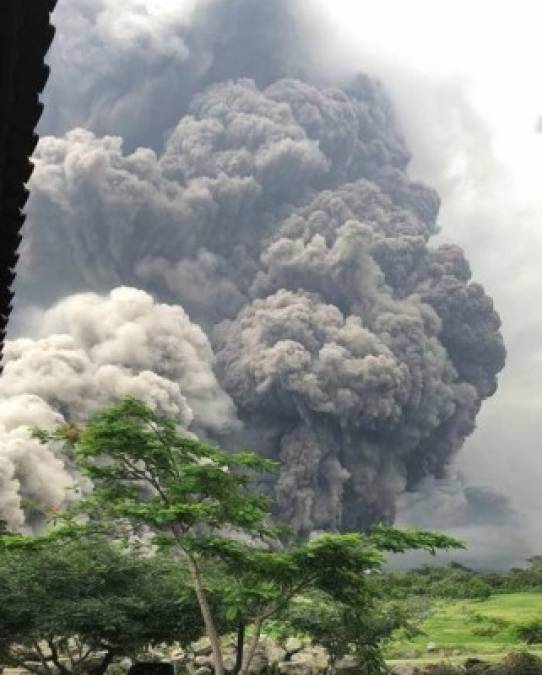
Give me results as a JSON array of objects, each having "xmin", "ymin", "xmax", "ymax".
[{"xmin": 0, "ymin": 0, "xmax": 56, "ymax": 368}]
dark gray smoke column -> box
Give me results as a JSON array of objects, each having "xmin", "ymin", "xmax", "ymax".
[{"xmin": 17, "ymin": 0, "xmax": 505, "ymax": 534}]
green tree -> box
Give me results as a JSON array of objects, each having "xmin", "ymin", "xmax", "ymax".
[
  {"xmin": 275, "ymin": 586, "xmax": 420, "ymax": 675},
  {"xmin": 206, "ymin": 526, "xmax": 462, "ymax": 675},
  {"xmin": 0, "ymin": 535, "xmax": 203, "ymax": 675},
  {"xmin": 37, "ymin": 398, "xmax": 463, "ymax": 675}
]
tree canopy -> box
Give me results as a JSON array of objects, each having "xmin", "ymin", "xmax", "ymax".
[
  {"xmin": 33, "ymin": 398, "xmax": 464, "ymax": 675},
  {"xmin": 0, "ymin": 534, "xmax": 203, "ymax": 675}
]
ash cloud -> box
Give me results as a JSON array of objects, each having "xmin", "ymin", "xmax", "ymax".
[
  {"xmin": 0, "ymin": 288, "xmax": 238, "ymax": 528},
  {"xmin": 39, "ymin": 0, "xmax": 322, "ymax": 150},
  {"xmin": 9, "ymin": 0, "xmax": 506, "ymax": 536},
  {"xmin": 394, "ymin": 476, "xmax": 529, "ymax": 571},
  {"xmin": 0, "ymin": 396, "xmax": 69, "ymax": 532}
]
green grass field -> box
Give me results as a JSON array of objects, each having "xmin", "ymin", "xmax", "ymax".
[{"xmin": 386, "ymin": 592, "xmax": 542, "ymax": 663}]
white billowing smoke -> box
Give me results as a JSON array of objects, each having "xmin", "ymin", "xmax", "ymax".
[
  {"xmin": 0, "ymin": 287, "xmax": 238, "ymax": 529},
  {"xmin": 0, "ymin": 396, "xmax": 68, "ymax": 531},
  {"xmin": 5, "ymin": 0, "xmax": 507, "ymax": 542}
]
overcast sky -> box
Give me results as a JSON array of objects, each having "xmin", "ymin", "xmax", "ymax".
[{"xmin": 313, "ymin": 0, "xmax": 542, "ymax": 547}]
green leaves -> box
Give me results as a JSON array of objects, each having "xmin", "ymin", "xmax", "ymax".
[
  {"xmin": 368, "ymin": 525, "xmax": 465, "ymax": 555},
  {"xmin": 0, "ymin": 535, "xmax": 204, "ymax": 673},
  {"xmin": 27, "ymin": 397, "xmax": 467, "ymax": 675},
  {"xmin": 57, "ymin": 398, "xmax": 275, "ymax": 541}
]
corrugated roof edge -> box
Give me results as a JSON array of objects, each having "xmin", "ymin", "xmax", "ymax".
[{"xmin": 0, "ymin": 0, "xmax": 57, "ymax": 369}]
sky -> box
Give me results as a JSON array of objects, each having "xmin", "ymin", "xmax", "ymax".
[
  {"xmin": 318, "ymin": 0, "xmax": 542, "ymax": 184},
  {"xmin": 315, "ymin": 0, "xmax": 542, "ymax": 553}
]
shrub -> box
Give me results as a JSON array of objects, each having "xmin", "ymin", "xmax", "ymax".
[
  {"xmin": 384, "ymin": 564, "xmax": 492, "ymax": 601},
  {"xmin": 425, "ymin": 665, "xmax": 463, "ymax": 675},
  {"xmin": 472, "ymin": 625, "xmax": 500, "ymax": 637},
  {"xmin": 517, "ymin": 620, "xmax": 542, "ymax": 644},
  {"xmin": 468, "ymin": 613, "xmax": 508, "ymax": 637},
  {"xmin": 503, "ymin": 651, "xmax": 542, "ymax": 675}
]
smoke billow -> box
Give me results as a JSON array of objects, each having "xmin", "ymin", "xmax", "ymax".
[
  {"xmin": 38, "ymin": 0, "xmax": 321, "ymax": 150},
  {"xmin": 4, "ymin": 0, "xmax": 505, "ymax": 534},
  {"xmin": 0, "ymin": 287, "xmax": 238, "ymax": 528},
  {"xmin": 395, "ymin": 476, "xmax": 528, "ymax": 571}
]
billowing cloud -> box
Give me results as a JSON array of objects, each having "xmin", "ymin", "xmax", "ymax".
[
  {"xmin": 0, "ymin": 396, "xmax": 68, "ymax": 531},
  {"xmin": 0, "ymin": 287, "xmax": 238, "ymax": 528},
  {"xmin": 10, "ymin": 0, "xmax": 506, "ymax": 538},
  {"xmin": 395, "ymin": 476, "xmax": 529, "ymax": 571},
  {"xmin": 40, "ymin": 0, "xmax": 324, "ymax": 150}
]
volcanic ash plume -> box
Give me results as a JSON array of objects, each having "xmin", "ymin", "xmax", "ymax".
[
  {"xmin": 0, "ymin": 287, "xmax": 238, "ymax": 528},
  {"xmin": 12, "ymin": 0, "xmax": 506, "ymax": 533},
  {"xmin": 396, "ymin": 476, "xmax": 529, "ymax": 570}
]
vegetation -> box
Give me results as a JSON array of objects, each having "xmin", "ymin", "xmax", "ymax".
[
  {"xmin": 266, "ymin": 588, "xmax": 416, "ymax": 673},
  {"xmin": 412, "ymin": 652, "xmax": 542, "ymax": 675},
  {"xmin": 25, "ymin": 398, "xmax": 462, "ymax": 675},
  {"xmin": 3, "ymin": 398, "xmax": 542, "ymax": 674},
  {"xmin": 385, "ymin": 592, "xmax": 542, "ymax": 662},
  {"xmin": 0, "ymin": 535, "xmax": 203, "ymax": 675},
  {"xmin": 503, "ymin": 651, "xmax": 542, "ymax": 675},
  {"xmin": 385, "ymin": 556, "xmax": 542, "ymax": 600},
  {"xmin": 517, "ymin": 620, "xmax": 542, "ymax": 645}
]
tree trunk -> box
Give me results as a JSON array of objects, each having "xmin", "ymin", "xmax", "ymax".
[
  {"xmin": 238, "ymin": 617, "xmax": 263, "ymax": 675},
  {"xmin": 185, "ymin": 554, "xmax": 225, "ymax": 675},
  {"xmin": 233, "ymin": 622, "xmax": 245, "ymax": 675}
]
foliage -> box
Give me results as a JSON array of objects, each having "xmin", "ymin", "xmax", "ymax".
[
  {"xmin": 0, "ymin": 534, "xmax": 203, "ymax": 675},
  {"xmin": 384, "ymin": 563, "xmax": 492, "ymax": 601},
  {"xmin": 383, "ymin": 653, "xmax": 542, "ymax": 675},
  {"xmin": 384, "ymin": 591, "xmax": 542, "ymax": 663},
  {"xmin": 384, "ymin": 555, "xmax": 542, "ymax": 604},
  {"xmin": 35, "ymin": 398, "xmax": 464, "ymax": 675},
  {"xmin": 267, "ymin": 588, "xmax": 416, "ymax": 671},
  {"xmin": 517, "ymin": 620, "xmax": 542, "ymax": 644},
  {"xmin": 503, "ymin": 650, "xmax": 542, "ymax": 675},
  {"xmin": 497, "ymin": 557, "xmax": 542, "ymax": 592}
]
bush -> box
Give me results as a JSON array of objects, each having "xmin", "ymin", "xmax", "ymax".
[
  {"xmin": 503, "ymin": 651, "xmax": 542, "ymax": 675},
  {"xmin": 468, "ymin": 613, "xmax": 508, "ymax": 637},
  {"xmin": 517, "ymin": 620, "xmax": 542, "ymax": 644},
  {"xmin": 435, "ymin": 577, "xmax": 492, "ymax": 601},
  {"xmin": 425, "ymin": 665, "xmax": 463, "ymax": 675},
  {"xmin": 471, "ymin": 625, "xmax": 500, "ymax": 637},
  {"xmin": 383, "ymin": 564, "xmax": 492, "ymax": 601}
]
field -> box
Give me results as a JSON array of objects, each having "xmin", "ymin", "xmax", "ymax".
[{"xmin": 386, "ymin": 592, "xmax": 542, "ymax": 664}]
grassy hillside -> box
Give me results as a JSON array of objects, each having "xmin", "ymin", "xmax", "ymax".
[{"xmin": 386, "ymin": 591, "xmax": 542, "ymax": 662}]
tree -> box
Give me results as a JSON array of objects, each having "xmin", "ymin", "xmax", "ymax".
[
  {"xmin": 37, "ymin": 398, "xmax": 278, "ymax": 675},
  {"xmin": 37, "ymin": 398, "xmax": 464, "ymax": 675},
  {"xmin": 273, "ymin": 585, "xmax": 419, "ymax": 675},
  {"xmin": 205, "ymin": 526, "xmax": 462, "ymax": 675},
  {"xmin": 0, "ymin": 534, "xmax": 203, "ymax": 675}
]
